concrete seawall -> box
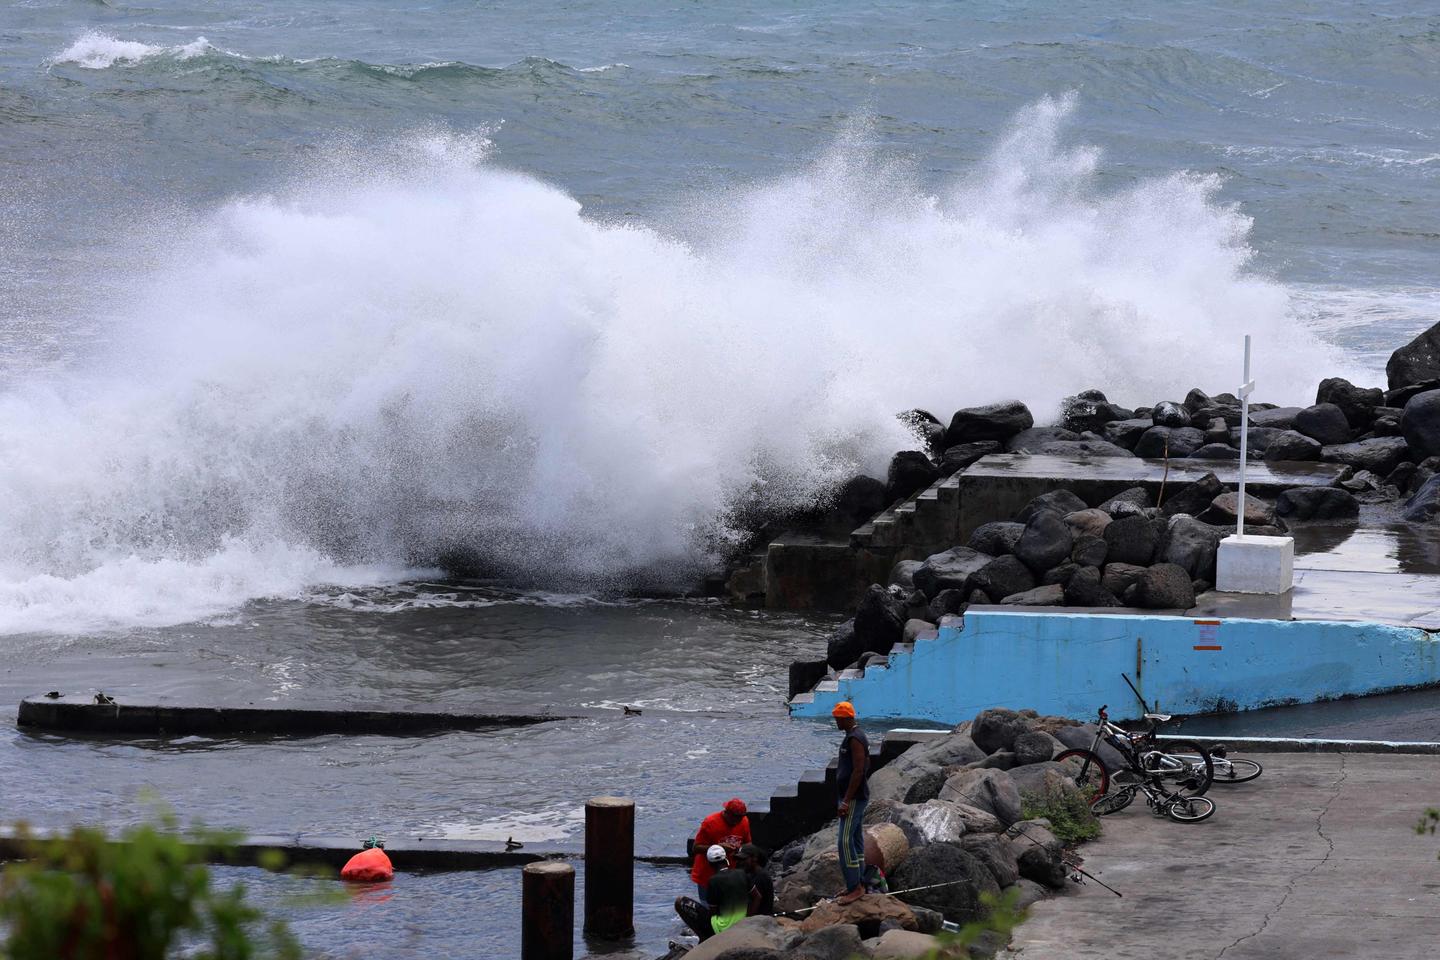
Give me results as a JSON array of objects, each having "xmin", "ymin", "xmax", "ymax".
[{"xmin": 790, "ymin": 608, "xmax": 1440, "ymax": 724}]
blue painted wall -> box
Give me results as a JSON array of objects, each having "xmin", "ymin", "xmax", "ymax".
[{"xmin": 788, "ymin": 609, "xmax": 1440, "ymax": 724}]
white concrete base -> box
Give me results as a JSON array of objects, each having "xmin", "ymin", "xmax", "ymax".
[{"xmin": 1216, "ymin": 534, "xmax": 1294, "ymax": 594}]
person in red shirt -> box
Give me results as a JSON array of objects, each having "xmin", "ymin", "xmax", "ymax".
[{"xmin": 687, "ymin": 798, "xmax": 751, "ymax": 902}]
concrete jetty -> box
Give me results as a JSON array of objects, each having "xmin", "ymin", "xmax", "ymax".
[{"xmin": 1007, "ymin": 751, "xmax": 1440, "ymax": 960}]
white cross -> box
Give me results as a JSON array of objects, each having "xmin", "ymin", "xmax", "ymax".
[{"xmin": 1236, "ymin": 335, "xmax": 1254, "ymax": 538}]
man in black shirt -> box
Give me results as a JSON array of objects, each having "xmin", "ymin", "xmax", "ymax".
[
  {"xmin": 738, "ymin": 843, "xmax": 773, "ymax": 916},
  {"xmin": 833, "ymin": 700, "xmax": 870, "ymax": 905}
]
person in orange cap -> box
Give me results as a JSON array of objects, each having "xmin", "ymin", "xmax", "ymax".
[
  {"xmin": 832, "ymin": 700, "xmax": 869, "ymax": 904},
  {"xmin": 686, "ymin": 797, "xmax": 751, "ymax": 903}
]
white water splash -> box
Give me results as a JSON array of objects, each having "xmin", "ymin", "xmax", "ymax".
[
  {"xmin": 50, "ymin": 31, "xmax": 213, "ymax": 69},
  {"xmin": 0, "ymin": 94, "xmax": 1352, "ymax": 634}
]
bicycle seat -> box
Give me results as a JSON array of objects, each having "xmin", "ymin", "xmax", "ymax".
[{"xmin": 1144, "ymin": 712, "xmax": 1173, "ymax": 722}]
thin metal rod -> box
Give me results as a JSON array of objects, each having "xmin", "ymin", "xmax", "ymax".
[{"xmin": 1236, "ymin": 335, "xmax": 1253, "ymax": 538}]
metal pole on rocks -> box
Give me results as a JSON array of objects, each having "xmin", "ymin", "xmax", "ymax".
[
  {"xmin": 1236, "ymin": 335, "xmax": 1255, "ymax": 539},
  {"xmin": 522, "ymin": 861, "xmax": 575, "ymax": 960},
  {"xmin": 583, "ymin": 796, "xmax": 634, "ymax": 940}
]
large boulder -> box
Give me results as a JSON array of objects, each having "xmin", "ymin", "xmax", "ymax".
[
  {"xmin": 1387, "ymin": 321, "xmax": 1440, "ymax": 390},
  {"xmin": 970, "ymin": 708, "xmax": 1032, "ymax": 754},
  {"xmin": 1250, "ymin": 406, "xmax": 1303, "ymax": 430},
  {"xmin": 1060, "ymin": 393, "xmax": 1133, "ymax": 434},
  {"xmin": 1322, "ymin": 438, "xmax": 1411, "ymax": 475},
  {"xmin": 1099, "ymin": 487, "xmax": 1151, "ymax": 514},
  {"xmin": 888, "ymin": 560, "xmax": 923, "ymax": 591},
  {"xmin": 961, "ymin": 833, "xmax": 1021, "ymax": 889},
  {"xmin": 1401, "ymin": 390, "xmax": 1440, "ymax": 461},
  {"xmin": 1158, "ymin": 515, "xmax": 1226, "ymax": 581},
  {"xmin": 1063, "ymin": 508, "xmax": 1112, "ymax": 539},
  {"xmin": 1012, "ymin": 731, "xmax": 1061, "ymax": 766},
  {"xmin": 1293, "ymin": 403, "xmax": 1352, "ymax": 445},
  {"xmin": 1000, "ymin": 584, "xmax": 1064, "ymax": 606},
  {"xmin": 825, "ymin": 620, "xmax": 862, "ymax": 670},
  {"xmin": 1229, "ymin": 425, "xmax": 1284, "ymax": 455},
  {"xmin": 1062, "ymin": 565, "xmax": 1120, "ymax": 607},
  {"xmin": 1007, "ymin": 820, "xmax": 1068, "ymax": 889},
  {"xmin": 867, "ymin": 929, "xmax": 945, "ymax": 960},
  {"xmin": 791, "ymin": 923, "xmax": 866, "ymax": 960},
  {"xmin": 1103, "ymin": 514, "xmax": 1158, "ymax": 566},
  {"xmin": 938, "ymin": 768, "xmax": 1023, "ymax": 826},
  {"xmin": 1316, "ymin": 377, "xmax": 1384, "ymax": 428},
  {"xmin": 926, "ymin": 589, "xmax": 966, "ymax": 622},
  {"xmin": 1100, "ymin": 562, "xmax": 1148, "ymax": 598},
  {"xmin": 1071, "ymin": 534, "xmax": 1108, "ymax": 567},
  {"xmin": 1135, "ymin": 425, "xmax": 1205, "ymax": 458},
  {"xmin": 1005, "ymin": 426, "xmax": 1077, "ymax": 452},
  {"xmin": 970, "ymin": 555, "xmax": 1035, "ymax": 603},
  {"xmin": 1207, "ymin": 492, "xmax": 1276, "ymax": 528},
  {"xmin": 1189, "ymin": 443, "xmax": 1240, "ymax": 460},
  {"xmin": 1160, "ymin": 471, "xmax": 1224, "ymax": 517},
  {"xmin": 967, "ymin": 521, "xmax": 1024, "ymax": 556},
  {"xmin": 1151, "ymin": 401, "xmax": 1190, "ymax": 428},
  {"xmin": 1053, "ymin": 723, "xmax": 1126, "ymax": 770},
  {"xmin": 1274, "ymin": 487, "xmax": 1360, "ymax": 521},
  {"xmin": 1103, "ymin": 418, "xmax": 1154, "ymax": 450},
  {"xmin": 891, "ymin": 842, "xmax": 1001, "ymax": 924},
  {"xmin": 865, "ymin": 733, "xmax": 987, "ymax": 804},
  {"xmin": 832, "ymin": 475, "xmax": 887, "ymax": 527},
  {"xmin": 887, "ymin": 451, "xmax": 939, "ymax": 502},
  {"xmin": 1014, "ymin": 511, "xmax": 1074, "ymax": 575},
  {"xmin": 1264, "ymin": 430, "xmax": 1322, "ymax": 462},
  {"xmin": 946, "ymin": 402, "xmax": 1034, "ymax": 446},
  {"xmin": 1015, "ymin": 490, "xmax": 1088, "ymax": 524},
  {"xmin": 912, "ymin": 547, "xmax": 991, "ymax": 600},
  {"xmin": 853, "ymin": 585, "xmax": 907, "ymax": 656},
  {"xmin": 1021, "ymin": 438, "xmax": 1135, "ymax": 458},
  {"xmin": 683, "ymin": 916, "xmax": 800, "ymax": 960},
  {"xmin": 938, "ymin": 441, "xmax": 1003, "ymax": 476},
  {"xmin": 1404, "ymin": 475, "xmax": 1440, "ymax": 522},
  {"xmin": 800, "ymin": 894, "xmax": 917, "ymax": 935},
  {"xmin": 1133, "ymin": 562, "xmax": 1196, "ymax": 609}
]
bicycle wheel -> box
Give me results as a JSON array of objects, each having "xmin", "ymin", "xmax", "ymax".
[
  {"xmin": 1054, "ymin": 748, "xmax": 1110, "ymax": 802},
  {"xmin": 1165, "ymin": 795, "xmax": 1216, "ymax": 823},
  {"xmin": 1209, "ymin": 756, "xmax": 1263, "ymax": 784},
  {"xmin": 1149, "ymin": 740, "xmax": 1213, "ymax": 797},
  {"xmin": 1091, "ymin": 788, "xmax": 1135, "ymax": 816}
]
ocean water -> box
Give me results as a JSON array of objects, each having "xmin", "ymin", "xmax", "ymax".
[{"xmin": 1, "ymin": 3, "xmax": 1438, "ymax": 955}]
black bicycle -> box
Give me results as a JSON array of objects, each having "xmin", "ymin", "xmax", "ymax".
[{"xmin": 1055, "ymin": 705, "xmax": 1215, "ymax": 807}]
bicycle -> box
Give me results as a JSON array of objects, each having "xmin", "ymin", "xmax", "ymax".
[
  {"xmin": 1054, "ymin": 705, "xmax": 1214, "ymax": 802},
  {"xmin": 1091, "ymin": 769, "xmax": 1217, "ymax": 823},
  {"xmin": 1165, "ymin": 743, "xmax": 1263, "ymax": 785}
]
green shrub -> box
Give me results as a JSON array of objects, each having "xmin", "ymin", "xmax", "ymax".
[
  {"xmin": 1020, "ymin": 778, "xmax": 1102, "ymax": 844},
  {"xmin": 0, "ymin": 818, "xmax": 304, "ymax": 960}
]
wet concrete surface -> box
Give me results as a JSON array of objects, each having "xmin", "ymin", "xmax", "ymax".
[
  {"xmin": 1177, "ymin": 684, "xmax": 1440, "ymax": 742},
  {"xmin": 1007, "ymin": 753, "xmax": 1440, "ymax": 960}
]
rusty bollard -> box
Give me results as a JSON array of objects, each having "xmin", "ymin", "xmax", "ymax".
[
  {"xmin": 522, "ymin": 861, "xmax": 574, "ymax": 960},
  {"xmin": 583, "ymin": 796, "xmax": 635, "ymax": 940}
]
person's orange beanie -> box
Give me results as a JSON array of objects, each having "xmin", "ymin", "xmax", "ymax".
[{"xmin": 832, "ymin": 701, "xmax": 856, "ymax": 719}]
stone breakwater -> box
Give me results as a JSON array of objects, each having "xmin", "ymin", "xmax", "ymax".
[{"xmin": 666, "ymin": 708, "xmax": 1100, "ymax": 960}]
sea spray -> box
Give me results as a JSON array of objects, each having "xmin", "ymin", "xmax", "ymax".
[{"xmin": 0, "ymin": 96, "xmax": 1349, "ymax": 633}]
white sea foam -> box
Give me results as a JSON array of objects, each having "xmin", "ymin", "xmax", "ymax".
[
  {"xmin": 51, "ymin": 31, "xmax": 213, "ymax": 70},
  {"xmin": 0, "ymin": 94, "xmax": 1359, "ymax": 634}
]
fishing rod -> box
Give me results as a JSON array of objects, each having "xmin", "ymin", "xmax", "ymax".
[
  {"xmin": 784, "ymin": 877, "xmax": 998, "ymax": 917},
  {"xmin": 1121, "ymin": 672, "xmax": 1152, "ymax": 714},
  {"xmin": 1008, "ymin": 822, "xmax": 1122, "ymax": 899}
]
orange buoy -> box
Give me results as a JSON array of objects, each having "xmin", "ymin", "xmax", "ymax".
[{"xmin": 341, "ymin": 842, "xmax": 394, "ymax": 883}]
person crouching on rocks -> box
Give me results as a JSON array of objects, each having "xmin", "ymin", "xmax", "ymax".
[
  {"xmin": 833, "ymin": 700, "xmax": 870, "ymax": 905},
  {"xmin": 687, "ymin": 797, "xmax": 751, "ymax": 903},
  {"xmin": 738, "ymin": 843, "xmax": 773, "ymax": 916},
  {"xmin": 674, "ymin": 845, "xmax": 754, "ymax": 941}
]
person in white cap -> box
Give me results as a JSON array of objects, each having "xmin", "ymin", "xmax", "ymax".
[{"xmin": 673, "ymin": 845, "xmax": 758, "ymax": 941}]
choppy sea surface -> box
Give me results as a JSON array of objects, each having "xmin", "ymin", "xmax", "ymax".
[{"xmin": 2, "ymin": 1, "xmax": 1438, "ymax": 955}]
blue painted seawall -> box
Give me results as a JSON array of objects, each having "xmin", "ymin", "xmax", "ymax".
[{"xmin": 788, "ymin": 609, "xmax": 1440, "ymax": 724}]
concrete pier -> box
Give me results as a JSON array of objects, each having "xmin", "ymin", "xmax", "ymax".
[{"xmin": 1007, "ymin": 752, "xmax": 1440, "ymax": 960}]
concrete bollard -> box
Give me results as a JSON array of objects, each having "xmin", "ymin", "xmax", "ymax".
[
  {"xmin": 522, "ymin": 861, "xmax": 575, "ymax": 960},
  {"xmin": 583, "ymin": 796, "xmax": 635, "ymax": 940}
]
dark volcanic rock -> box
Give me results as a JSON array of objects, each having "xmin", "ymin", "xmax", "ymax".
[
  {"xmin": 1151, "ymin": 401, "xmax": 1190, "ymax": 428},
  {"xmin": 1321, "ymin": 438, "xmax": 1410, "ymax": 476},
  {"xmin": 891, "ymin": 842, "xmax": 1000, "ymax": 924},
  {"xmin": 1005, "ymin": 426, "xmax": 1077, "ymax": 453},
  {"xmin": 1134, "ymin": 563, "xmax": 1196, "ymax": 609},
  {"xmin": 939, "ymin": 441, "xmax": 1003, "ymax": 476},
  {"xmin": 1023, "ymin": 439, "xmax": 1135, "ymax": 458},
  {"xmin": 1229, "ymin": 425, "xmax": 1284, "ymax": 455},
  {"xmin": 1389, "ymin": 379, "xmax": 1440, "ymax": 409},
  {"xmin": 1071, "ymin": 534, "xmax": 1108, "ymax": 567},
  {"xmin": 946, "ymin": 402, "xmax": 1034, "ymax": 446},
  {"xmin": 1263, "ymin": 430, "xmax": 1322, "ymax": 462},
  {"xmin": 1250, "ymin": 406, "xmax": 1303, "ymax": 430},
  {"xmin": 1102, "ymin": 418, "xmax": 1153, "ymax": 450},
  {"xmin": 1063, "ymin": 566, "xmax": 1120, "ymax": 607},
  {"xmin": 826, "ymin": 620, "xmax": 862, "ymax": 670},
  {"xmin": 1183, "ymin": 388, "xmax": 1213, "ymax": 412},
  {"xmin": 1015, "ymin": 490, "xmax": 1088, "ymax": 524},
  {"xmin": 886, "ymin": 450, "xmax": 939, "ymax": 502},
  {"xmin": 1000, "ymin": 584, "xmax": 1064, "ymax": 606},
  {"xmin": 1160, "ymin": 471, "xmax": 1224, "ymax": 517},
  {"xmin": 1041, "ymin": 562, "xmax": 1079, "ymax": 586},
  {"xmin": 1387, "ymin": 321, "xmax": 1440, "ymax": 390},
  {"xmin": 1103, "ymin": 514, "xmax": 1158, "ymax": 566},
  {"xmin": 971, "ymin": 708, "xmax": 1032, "ymax": 753},
  {"xmin": 833, "ymin": 475, "xmax": 887, "ymax": 527},
  {"xmin": 1101, "ymin": 562, "xmax": 1148, "ymax": 598},
  {"xmin": 1189, "ymin": 443, "xmax": 1240, "ymax": 460},
  {"xmin": 1206, "ymin": 492, "xmax": 1276, "ymax": 528},
  {"xmin": 1100, "ymin": 487, "xmax": 1151, "ymax": 514},
  {"xmin": 1014, "ymin": 512, "xmax": 1074, "ymax": 575},
  {"xmin": 1275, "ymin": 487, "xmax": 1360, "ymax": 521},
  {"xmin": 1203, "ymin": 418, "xmax": 1232, "ymax": 445},
  {"xmin": 1193, "ymin": 403, "xmax": 1244, "ymax": 427},
  {"xmin": 1060, "ymin": 393, "xmax": 1133, "ymax": 433},
  {"xmin": 1158, "ymin": 515, "xmax": 1226, "ymax": 582},
  {"xmin": 1401, "ymin": 390, "xmax": 1440, "ymax": 461},
  {"xmin": 927, "ymin": 589, "xmax": 967, "ymax": 622},
  {"xmin": 968, "ymin": 521, "xmax": 1025, "ymax": 556},
  {"xmin": 1294, "ymin": 403, "xmax": 1352, "ymax": 445},
  {"xmin": 1135, "ymin": 426, "xmax": 1205, "ymax": 458},
  {"xmin": 1316, "ymin": 378, "xmax": 1384, "ymax": 428},
  {"xmin": 853, "ymin": 585, "xmax": 907, "ymax": 656},
  {"xmin": 913, "ymin": 547, "xmax": 992, "ymax": 600},
  {"xmin": 1063, "ymin": 508, "xmax": 1112, "ymax": 539},
  {"xmin": 1403, "ymin": 475, "xmax": 1440, "ymax": 523},
  {"xmin": 970, "ymin": 555, "xmax": 1036, "ymax": 603}
]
